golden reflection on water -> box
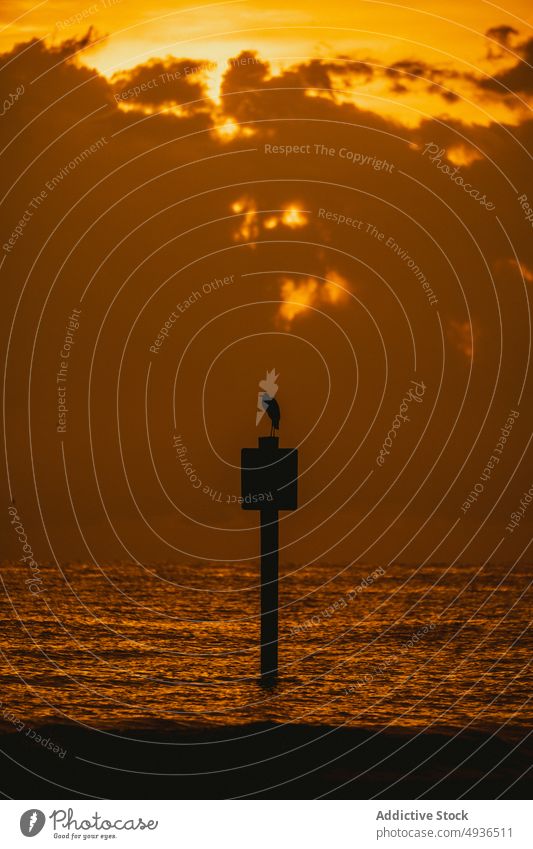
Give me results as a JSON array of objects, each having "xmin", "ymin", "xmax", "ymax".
[{"xmin": 0, "ymin": 561, "xmax": 530, "ymax": 733}]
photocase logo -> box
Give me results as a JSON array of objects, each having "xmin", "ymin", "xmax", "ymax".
[
  {"xmin": 20, "ymin": 809, "xmax": 46, "ymax": 837},
  {"xmin": 256, "ymin": 368, "xmax": 279, "ymax": 425}
]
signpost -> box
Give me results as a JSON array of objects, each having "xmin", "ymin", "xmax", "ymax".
[{"xmin": 241, "ymin": 436, "xmax": 298, "ymax": 683}]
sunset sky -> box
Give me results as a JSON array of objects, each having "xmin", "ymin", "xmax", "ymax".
[
  {"xmin": 2, "ymin": 0, "xmax": 532, "ymax": 123},
  {"xmin": 1, "ymin": 0, "xmax": 532, "ymax": 567}
]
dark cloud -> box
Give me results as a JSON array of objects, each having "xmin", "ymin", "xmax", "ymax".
[
  {"xmin": 486, "ymin": 24, "xmax": 519, "ymax": 46},
  {"xmin": 220, "ymin": 51, "xmax": 374, "ymax": 119},
  {"xmin": 427, "ymin": 84, "xmax": 459, "ymax": 103},
  {"xmin": 221, "ymin": 50, "xmax": 269, "ymax": 91},
  {"xmin": 376, "ymin": 40, "xmax": 533, "ymax": 104},
  {"xmin": 386, "ymin": 59, "xmax": 429, "ymax": 79},
  {"xmin": 481, "ymin": 35, "xmax": 533, "ymax": 95},
  {"xmin": 374, "ymin": 58, "xmax": 465, "ymax": 103},
  {"xmin": 486, "ymin": 24, "xmax": 520, "ymax": 59},
  {"xmin": 110, "ymin": 59, "xmax": 213, "ymax": 110}
]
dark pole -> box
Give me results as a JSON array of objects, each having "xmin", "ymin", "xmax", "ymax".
[
  {"xmin": 241, "ymin": 434, "xmax": 297, "ymax": 684},
  {"xmin": 260, "ymin": 508, "xmax": 279, "ymax": 682}
]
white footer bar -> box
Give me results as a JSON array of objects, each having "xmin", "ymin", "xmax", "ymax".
[{"xmin": 2, "ymin": 799, "xmax": 529, "ymax": 848}]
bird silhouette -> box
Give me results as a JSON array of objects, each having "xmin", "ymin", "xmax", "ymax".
[{"xmin": 262, "ymin": 394, "xmax": 280, "ymax": 436}]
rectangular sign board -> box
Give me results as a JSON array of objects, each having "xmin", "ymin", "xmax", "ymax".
[{"xmin": 241, "ymin": 437, "xmax": 298, "ymax": 510}]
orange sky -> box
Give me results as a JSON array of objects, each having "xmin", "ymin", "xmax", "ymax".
[
  {"xmin": 1, "ymin": 1, "xmax": 533, "ymax": 566},
  {"xmin": 2, "ymin": 0, "xmax": 532, "ymax": 124}
]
